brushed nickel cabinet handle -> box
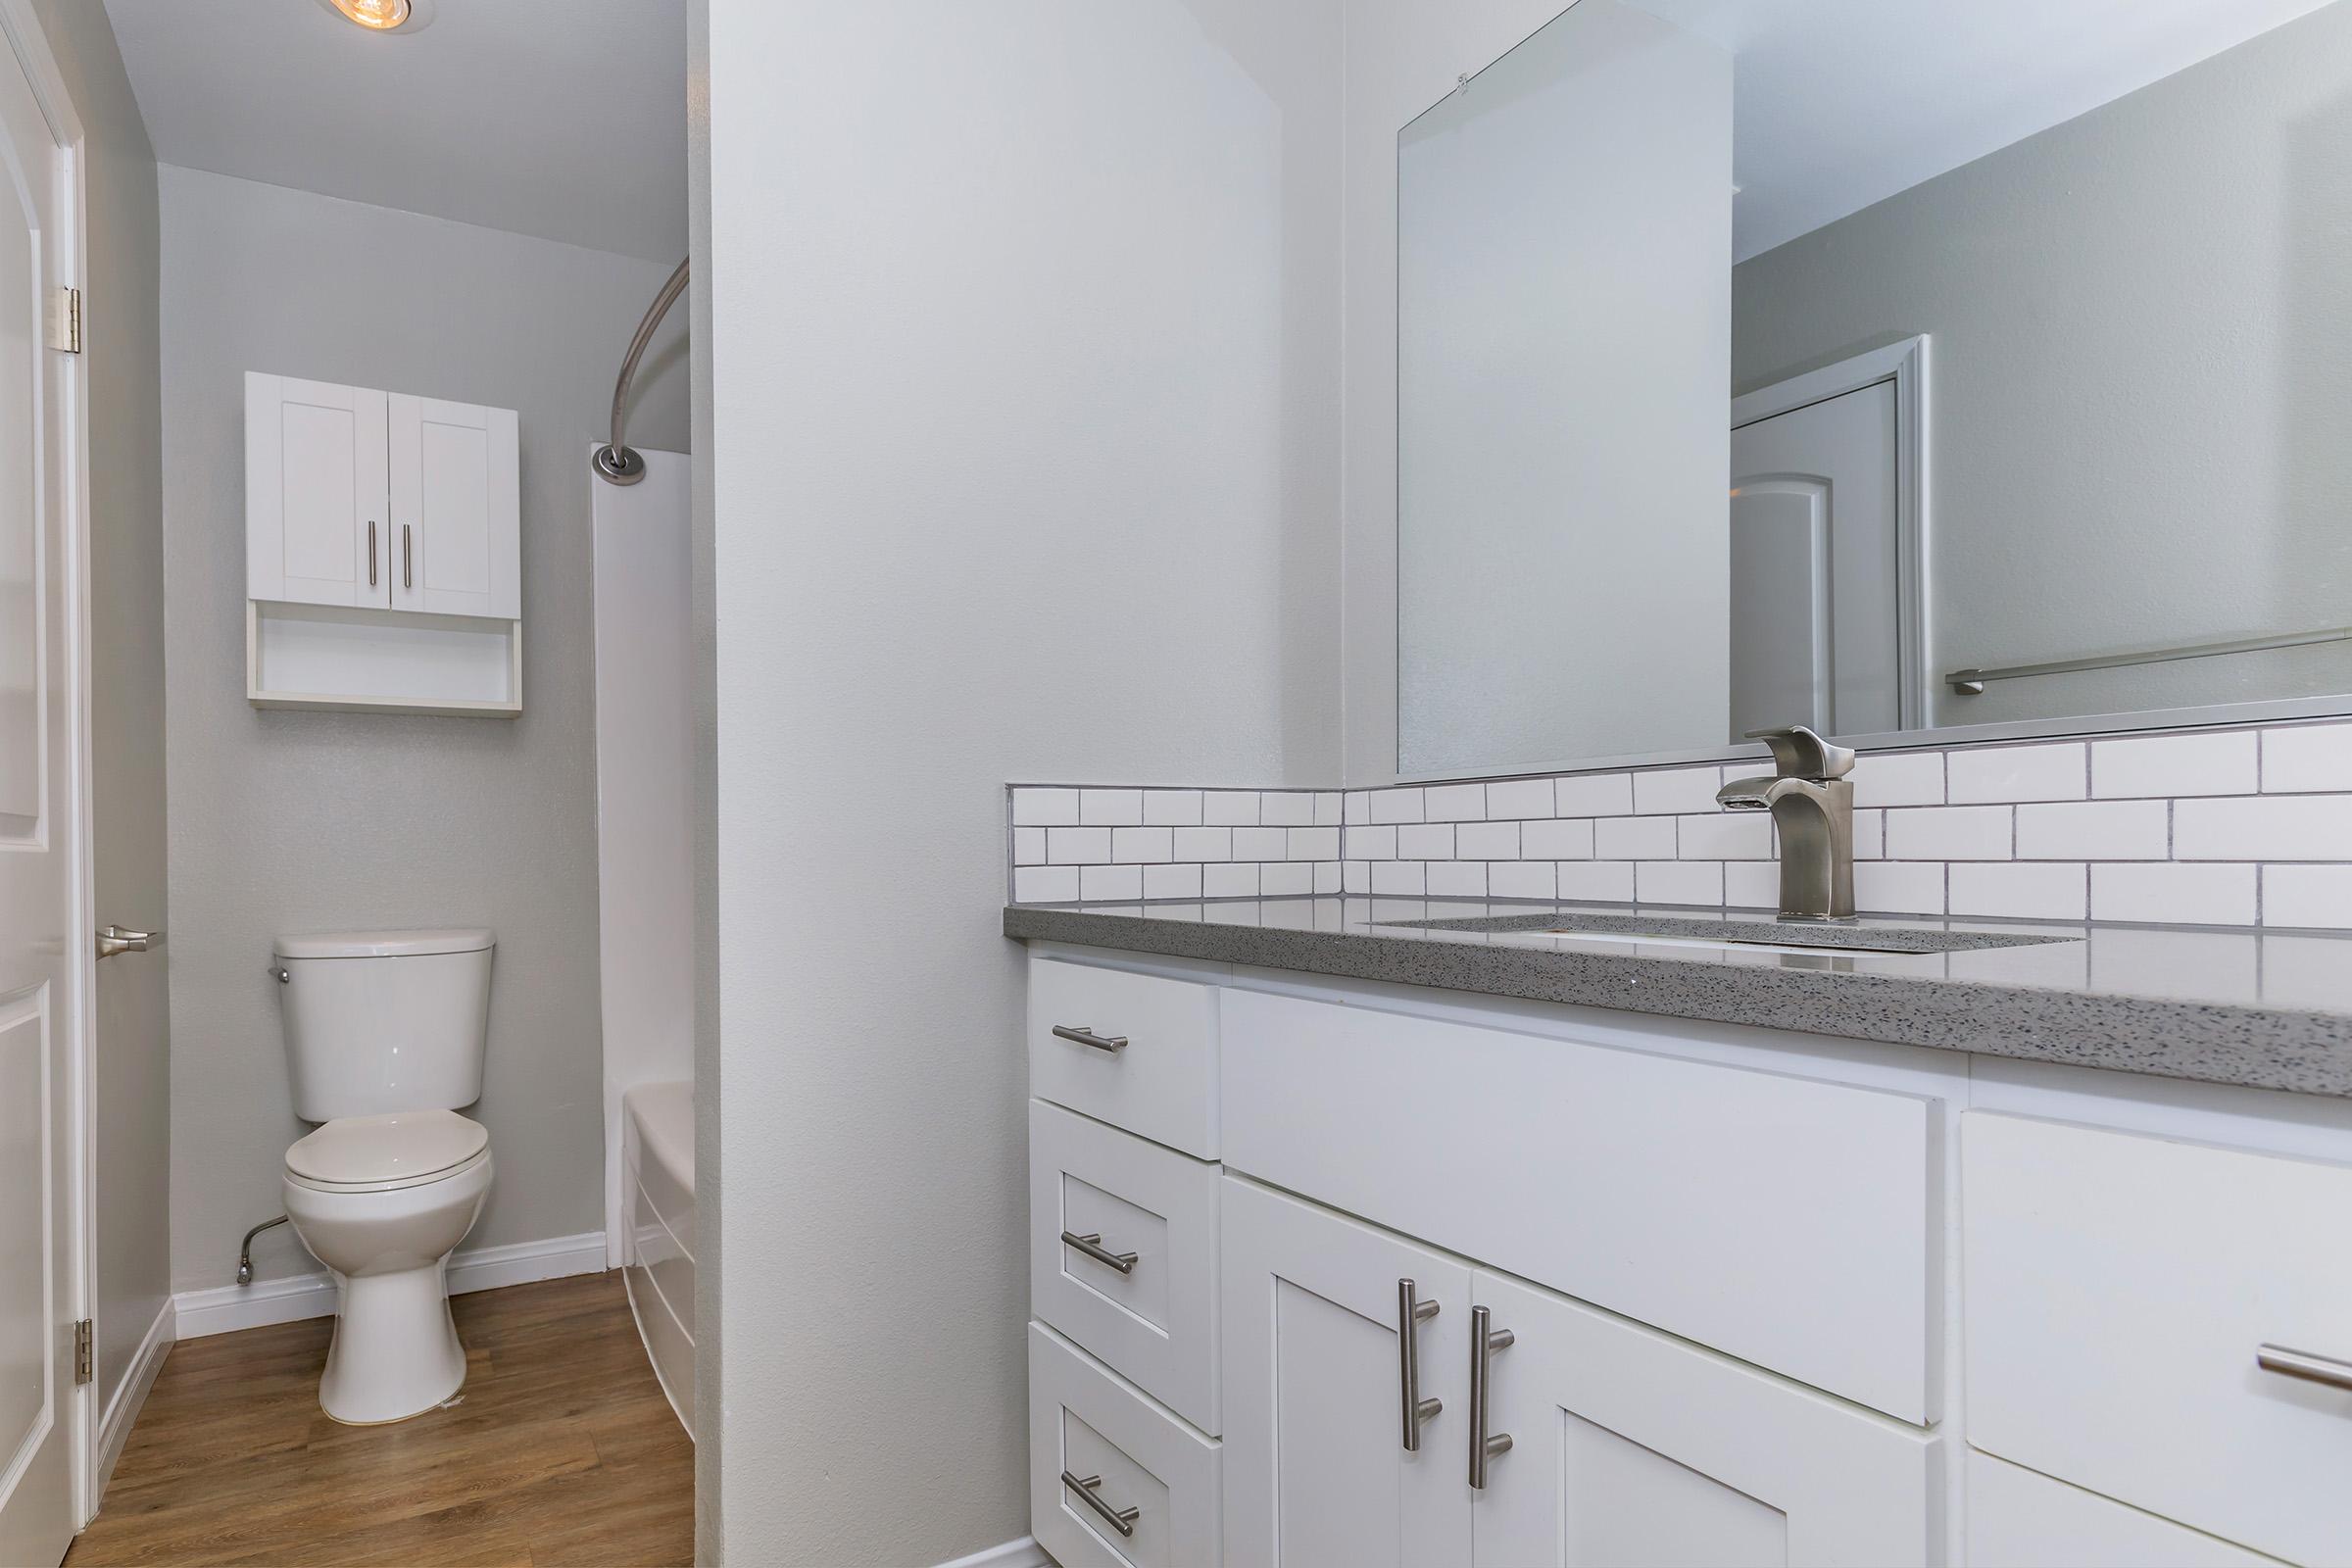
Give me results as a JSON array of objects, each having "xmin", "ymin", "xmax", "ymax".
[
  {"xmin": 2259, "ymin": 1344, "xmax": 2352, "ymax": 1392},
  {"xmin": 1060, "ymin": 1471, "xmax": 1139, "ymax": 1538},
  {"xmin": 1469, "ymin": 1303, "xmax": 1514, "ymax": 1489},
  {"xmin": 1052, "ymin": 1023, "xmax": 1127, "ymax": 1054},
  {"xmin": 1059, "ymin": 1231, "xmax": 1138, "ymax": 1275},
  {"xmin": 1398, "ymin": 1277, "xmax": 1442, "ymax": 1451},
  {"xmin": 367, "ymin": 520, "xmax": 377, "ymax": 587},
  {"xmin": 403, "ymin": 522, "xmax": 413, "ymax": 589}
]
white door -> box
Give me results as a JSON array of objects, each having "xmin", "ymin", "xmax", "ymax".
[
  {"xmin": 244, "ymin": 373, "xmax": 389, "ymax": 609},
  {"xmin": 0, "ymin": 16, "xmax": 83, "ymax": 1566},
  {"xmin": 1220, "ymin": 1176, "xmax": 1470, "ymax": 1568},
  {"xmin": 1730, "ymin": 378, "xmax": 1901, "ymax": 738},
  {"xmin": 1467, "ymin": 1269, "xmax": 1939, "ymax": 1567},
  {"xmin": 389, "ymin": 394, "xmax": 518, "ymax": 619}
]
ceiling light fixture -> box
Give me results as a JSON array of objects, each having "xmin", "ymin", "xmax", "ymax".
[{"xmin": 315, "ymin": 0, "xmax": 435, "ymax": 33}]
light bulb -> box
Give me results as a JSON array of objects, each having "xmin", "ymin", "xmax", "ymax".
[{"xmin": 328, "ymin": 0, "xmax": 411, "ymax": 29}]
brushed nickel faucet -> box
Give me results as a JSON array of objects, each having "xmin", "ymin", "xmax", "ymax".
[{"xmin": 1716, "ymin": 725, "xmax": 1858, "ymax": 921}]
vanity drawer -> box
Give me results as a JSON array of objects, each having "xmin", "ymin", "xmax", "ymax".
[
  {"xmin": 1030, "ymin": 957, "xmax": 1219, "ymax": 1157},
  {"xmin": 1030, "ymin": 1321, "xmax": 1220, "ymax": 1568},
  {"xmin": 1219, "ymin": 988, "xmax": 1938, "ymax": 1423},
  {"xmin": 1032, "ymin": 1100, "xmax": 1221, "ymax": 1433},
  {"xmin": 1964, "ymin": 1112, "xmax": 2352, "ymax": 1566},
  {"xmin": 1964, "ymin": 1450, "xmax": 2286, "ymax": 1568}
]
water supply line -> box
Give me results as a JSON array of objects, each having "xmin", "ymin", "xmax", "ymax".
[
  {"xmin": 236, "ymin": 1215, "xmax": 288, "ymax": 1286},
  {"xmin": 592, "ymin": 254, "xmax": 690, "ymax": 486}
]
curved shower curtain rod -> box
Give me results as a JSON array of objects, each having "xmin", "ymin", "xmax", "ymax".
[{"xmin": 592, "ymin": 254, "xmax": 690, "ymax": 486}]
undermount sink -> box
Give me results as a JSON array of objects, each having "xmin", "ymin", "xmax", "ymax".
[{"xmin": 1375, "ymin": 909, "xmax": 2074, "ymax": 957}]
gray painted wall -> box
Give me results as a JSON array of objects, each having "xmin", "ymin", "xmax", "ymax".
[
  {"xmin": 698, "ymin": 0, "xmax": 1341, "ymax": 1558},
  {"xmin": 160, "ymin": 166, "xmax": 689, "ymax": 1292},
  {"xmin": 28, "ymin": 0, "xmax": 171, "ymax": 1410},
  {"xmin": 1734, "ymin": 2, "xmax": 2352, "ymax": 729}
]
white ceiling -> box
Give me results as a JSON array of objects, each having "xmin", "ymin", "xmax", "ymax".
[
  {"xmin": 1628, "ymin": 0, "xmax": 2340, "ymax": 261},
  {"xmin": 102, "ymin": 0, "xmax": 687, "ymax": 263}
]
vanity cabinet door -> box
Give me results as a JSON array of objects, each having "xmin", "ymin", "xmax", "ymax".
[
  {"xmin": 1220, "ymin": 1176, "xmax": 1471, "ymax": 1568},
  {"xmin": 245, "ymin": 372, "xmax": 390, "ymax": 610},
  {"xmin": 1468, "ymin": 1268, "xmax": 1940, "ymax": 1568}
]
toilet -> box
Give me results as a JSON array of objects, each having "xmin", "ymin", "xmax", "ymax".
[{"xmin": 274, "ymin": 927, "xmax": 497, "ymax": 1425}]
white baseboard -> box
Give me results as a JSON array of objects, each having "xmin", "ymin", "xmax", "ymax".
[
  {"xmin": 172, "ymin": 1230, "xmax": 609, "ymax": 1339},
  {"xmin": 93, "ymin": 1297, "xmax": 174, "ymax": 1507},
  {"xmin": 936, "ymin": 1538, "xmax": 1049, "ymax": 1568}
]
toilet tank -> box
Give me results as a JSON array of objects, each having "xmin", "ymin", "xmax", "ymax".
[{"xmin": 275, "ymin": 929, "xmax": 495, "ymax": 1120}]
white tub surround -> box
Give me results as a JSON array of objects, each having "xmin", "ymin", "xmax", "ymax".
[{"xmin": 624, "ymin": 1081, "xmax": 696, "ymax": 1439}]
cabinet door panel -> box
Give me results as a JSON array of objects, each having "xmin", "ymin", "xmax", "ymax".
[
  {"xmin": 390, "ymin": 394, "xmax": 519, "ymax": 618},
  {"xmin": 246, "ymin": 372, "xmax": 388, "ymax": 608},
  {"xmin": 1220, "ymin": 1176, "xmax": 1470, "ymax": 1568},
  {"xmin": 1470, "ymin": 1269, "xmax": 1939, "ymax": 1568},
  {"xmin": 1965, "ymin": 1451, "xmax": 2282, "ymax": 1568}
]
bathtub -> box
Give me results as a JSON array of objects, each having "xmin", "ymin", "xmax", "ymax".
[{"xmin": 623, "ymin": 1080, "xmax": 695, "ymax": 1439}]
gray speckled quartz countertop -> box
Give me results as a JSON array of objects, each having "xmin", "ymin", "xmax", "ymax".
[{"xmin": 1003, "ymin": 895, "xmax": 2352, "ymax": 1098}]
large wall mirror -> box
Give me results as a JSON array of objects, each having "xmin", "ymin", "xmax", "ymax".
[{"xmin": 1398, "ymin": 0, "xmax": 2352, "ymax": 779}]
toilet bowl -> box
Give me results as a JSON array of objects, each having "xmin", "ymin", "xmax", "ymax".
[{"xmin": 282, "ymin": 1110, "xmax": 494, "ymax": 1424}]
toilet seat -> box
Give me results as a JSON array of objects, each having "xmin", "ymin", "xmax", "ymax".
[{"xmin": 285, "ymin": 1109, "xmax": 490, "ymax": 1194}]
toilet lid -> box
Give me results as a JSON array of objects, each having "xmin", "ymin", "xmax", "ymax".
[{"xmin": 286, "ymin": 1110, "xmax": 489, "ymax": 1188}]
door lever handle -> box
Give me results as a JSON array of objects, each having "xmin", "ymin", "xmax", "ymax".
[{"xmin": 97, "ymin": 925, "xmax": 160, "ymax": 959}]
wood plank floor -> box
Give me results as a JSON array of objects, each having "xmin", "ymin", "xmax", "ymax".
[{"xmin": 67, "ymin": 1271, "xmax": 693, "ymax": 1568}]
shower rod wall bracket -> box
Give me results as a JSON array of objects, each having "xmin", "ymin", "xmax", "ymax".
[{"xmin": 593, "ymin": 253, "xmax": 689, "ymax": 487}]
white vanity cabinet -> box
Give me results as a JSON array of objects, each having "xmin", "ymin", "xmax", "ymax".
[
  {"xmin": 1023, "ymin": 946, "xmax": 2352, "ymax": 1567},
  {"xmin": 244, "ymin": 371, "xmax": 521, "ymax": 715}
]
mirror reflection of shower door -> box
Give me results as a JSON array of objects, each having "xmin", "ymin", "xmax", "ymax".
[{"xmin": 1729, "ymin": 378, "xmax": 1900, "ymax": 740}]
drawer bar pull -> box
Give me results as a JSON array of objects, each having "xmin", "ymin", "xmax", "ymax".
[
  {"xmin": 1397, "ymin": 1278, "xmax": 1442, "ymax": 1451},
  {"xmin": 1060, "ymin": 1230, "xmax": 1139, "ymax": 1275},
  {"xmin": 1469, "ymin": 1304, "xmax": 1514, "ymax": 1489},
  {"xmin": 1052, "ymin": 1023, "xmax": 1128, "ymax": 1054},
  {"xmin": 2258, "ymin": 1343, "xmax": 2352, "ymax": 1392},
  {"xmin": 1060, "ymin": 1470, "xmax": 1140, "ymax": 1538}
]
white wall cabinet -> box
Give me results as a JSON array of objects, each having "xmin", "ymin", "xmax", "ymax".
[{"xmin": 244, "ymin": 371, "xmax": 521, "ymax": 715}]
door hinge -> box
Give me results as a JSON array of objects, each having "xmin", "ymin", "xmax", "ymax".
[
  {"xmin": 46, "ymin": 286, "xmax": 79, "ymax": 354},
  {"xmin": 74, "ymin": 1319, "xmax": 92, "ymax": 1384}
]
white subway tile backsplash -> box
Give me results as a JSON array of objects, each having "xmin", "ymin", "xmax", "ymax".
[
  {"xmin": 1638, "ymin": 860, "xmax": 1722, "ymax": 906},
  {"xmin": 1423, "ymin": 783, "xmax": 1489, "ymax": 821},
  {"xmin": 1079, "ymin": 789, "xmax": 1145, "ymax": 826},
  {"xmin": 1172, "ymin": 825, "xmax": 1232, "ymax": 861},
  {"xmin": 1676, "ymin": 812, "xmax": 1771, "ymax": 860},
  {"xmin": 1343, "ymin": 792, "xmax": 1370, "ymax": 825},
  {"xmin": 2014, "ymin": 800, "xmax": 2169, "ymax": 861},
  {"xmin": 2263, "ymin": 864, "xmax": 2352, "ymax": 929},
  {"xmin": 1488, "ymin": 861, "xmax": 1556, "ymax": 900},
  {"xmin": 1397, "ymin": 823, "xmax": 1455, "ymax": 860},
  {"xmin": 1344, "ymin": 859, "xmax": 1370, "ymax": 893},
  {"xmin": 2093, "ymin": 731, "xmax": 2256, "ymax": 799},
  {"xmin": 1013, "ymin": 865, "xmax": 1078, "ymax": 903},
  {"xmin": 1048, "ymin": 826, "xmax": 1111, "ymax": 864},
  {"xmin": 1947, "ymin": 742, "xmax": 2085, "ymax": 805},
  {"xmin": 1012, "ymin": 787, "xmax": 1079, "ymax": 825},
  {"xmin": 1012, "ymin": 826, "xmax": 1047, "ymax": 864},
  {"xmin": 1850, "ymin": 751, "xmax": 1944, "ymax": 808},
  {"xmin": 1231, "ymin": 825, "xmax": 1289, "ymax": 860},
  {"xmin": 1314, "ymin": 861, "xmax": 1343, "ymax": 894},
  {"xmin": 1079, "ymin": 863, "xmax": 1143, "ymax": 901},
  {"xmin": 1370, "ymin": 860, "xmax": 1426, "ymax": 895},
  {"xmin": 1141, "ymin": 789, "xmax": 1203, "ymax": 826},
  {"xmin": 1595, "ymin": 815, "xmax": 1676, "ymax": 859},
  {"xmin": 2173, "ymin": 796, "xmax": 2352, "ymax": 861},
  {"xmin": 1554, "ymin": 773, "xmax": 1634, "ymax": 817},
  {"xmin": 1884, "ymin": 806, "xmax": 2012, "ymax": 861},
  {"xmin": 1634, "ymin": 765, "xmax": 1724, "ymax": 815},
  {"xmin": 1948, "ymin": 862, "xmax": 2087, "ymax": 921},
  {"xmin": 1260, "ymin": 791, "xmax": 1316, "ymax": 826},
  {"xmin": 1855, "ymin": 861, "xmax": 1944, "ymax": 915},
  {"xmin": 1314, "ymin": 792, "xmax": 1344, "ymax": 826},
  {"xmin": 1202, "ymin": 790, "xmax": 1261, "ymax": 826},
  {"xmin": 1110, "ymin": 826, "xmax": 1173, "ymax": 863},
  {"xmin": 2092, "ymin": 862, "xmax": 2257, "ymax": 925},
  {"xmin": 1852, "ymin": 808, "xmax": 1884, "ymax": 859},
  {"xmin": 1521, "ymin": 817, "xmax": 1595, "ymax": 859},
  {"xmin": 1558, "ymin": 860, "xmax": 1635, "ymax": 902},
  {"xmin": 1259, "ymin": 861, "xmax": 1314, "ymax": 896},
  {"xmin": 1288, "ymin": 826, "xmax": 1341, "ymax": 860},
  {"xmin": 1426, "ymin": 860, "xmax": 1489, "ymax": 897},
  {"xmin": 1142, "ymin": 862, "xmax": 1202, "ymax": 901},
  {"xmin": 1485, "ymin": 777, "xmax": 1555, "ymax": 818},
  {"xmin": 1202, "ymin": 862, "xmax": 1258, "ymax": 898},
  {"xmin": 1724, "ymin": 861, "xmax": 1779, "ymax": 909},
  {"xmin": 1369, "ymin": 788, "xmax": 1425, "ymax": 825},
  {"xmin": 2265, "ymin": 724, "xmax": 2352, "ymax": 793},
  {"xmin": 1344, "ymin": 825, "xmax": 1396, "ymax": 860},
  {"xmin": 1454, "ymin": 820, "xmax": 1520, "ymax": 859}
]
